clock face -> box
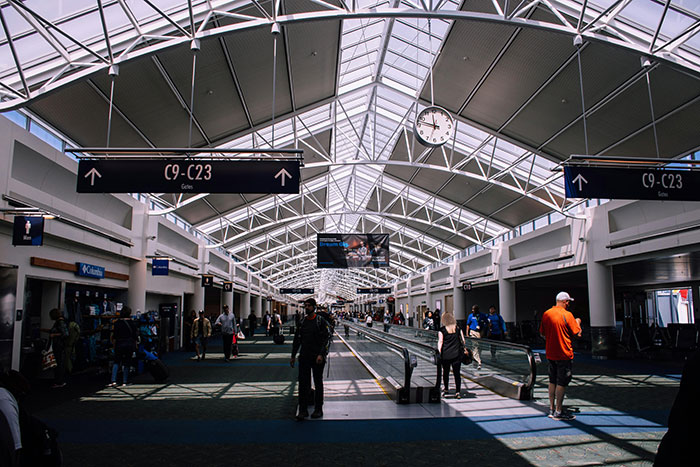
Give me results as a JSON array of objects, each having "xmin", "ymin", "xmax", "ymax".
[{"xmin": 414, "ymin": 106, "xmax": 454, "ymax": 147}]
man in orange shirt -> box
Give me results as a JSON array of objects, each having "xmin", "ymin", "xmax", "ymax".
[{"xmin": 539, "ymin": 291, "xmax": 582, "ymax": 421}]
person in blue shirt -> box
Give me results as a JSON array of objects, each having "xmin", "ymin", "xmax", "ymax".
[
  {"xmin": 466, "ymin": 305, "xmax": 487, "ymax": 369},
  {"xmin": 487, "ymin": 305, "xmax": 507, "ymax": 360}
]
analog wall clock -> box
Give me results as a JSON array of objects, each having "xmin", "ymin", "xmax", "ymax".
[{"xmin": 414, "ymin": 106, "xmax": 454, "ymax": 147}]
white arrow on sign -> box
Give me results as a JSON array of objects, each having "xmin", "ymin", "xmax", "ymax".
[
  {"xmin": 84, "ymin": 168, "xmax": 102, "ymax": 186},
  {"xmin": 572, "ymin": 173, "xmax": 588, "ymax": 191},
  {"xmin": 274, "ymin": 168, "xmax": 292, "ymax": 187}
]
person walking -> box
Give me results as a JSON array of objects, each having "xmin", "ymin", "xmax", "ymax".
[
  {"xmin": 466, "ymin": 305, "xmax": 487, "ymax": 370},
  {"xmin": 383, "ymin": 310, "xmax": 392, "ymax": 332},
  {"xmin": 41, "ymin": 308, "xmax": 69, "ymax": 388},
  {"xmin": 487, "ymin": 305, "xmax": 507, "ymax": 360},
  {"xmin": 191, "ymin": 310, "xmax": 212, "ymax": 361},
  {"xmin": 248, "ymin": 311, "xmax": 258, "ymax": 337},
  {"xmin": 422, "ymin": 311, "xmax": 434, "ymax": 330},
  {"xmin": 215, "ymin": 305, "xmax": 237, "ymax": 361},
  {"xmin": 437, "ymin": 312, "xmax": 465, "ymax": 399},
  {"xmin": 290, "ymin": 298, "xmax": 331, "ymax": 421},
  {"xmin": 108, "ymin": 306, "xmax": 138, "ymax": 387},
  {"xmin": 539, "ymin": 291, "xmax": 582, "ymax": 421}
]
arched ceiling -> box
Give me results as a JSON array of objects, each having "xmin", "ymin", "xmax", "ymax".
[{"xmin": 2, "ymin": 0, "xmax": 699, "ymax": 302}]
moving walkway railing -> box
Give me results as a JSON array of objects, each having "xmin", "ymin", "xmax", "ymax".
[
  {"xmin": 341, "ymin": 320, "xmax": 440, "ymax": 404},
  {"xmin": 373, "ymin": 323, "xmax": 537, "ymax": 400}
]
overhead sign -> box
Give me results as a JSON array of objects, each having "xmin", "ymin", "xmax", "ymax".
[
  {"xmin": 76, "ymin": 262, "xmax": 105, "ymax": 279},
  {"xmin": 357, "ymin": 287, "xmax": 392, "ymax": 294},
  {"xmin": 280, "ymin": 288, "xmax": 314, "ymax": 294},
  {"xmin": 223, "ymin": 282, "xmax": 233, "ymax": 292},
  {"xmin": 201, "ymin": 275, "xmax": 214, "ymax": 287},
  {"xmin": 564, "ymin": 166, "xmax": 699, "ymax": 201},
  {"xmin": 12, "ymin": 216, "xmax": 44, "ymax": 246},
  {"xmin": 152, "ymin": 258, "xmax": 169, "ymax": 276},
  {"xmin": 77, "ymin": 159, "xmax": 301, "ymax": 194}
]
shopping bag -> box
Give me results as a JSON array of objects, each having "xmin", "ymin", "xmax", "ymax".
[
  {"xmin": 42, "ymin": 344, "xmax": 58, "ymax": 371},
  {"xmin": 237, "ymin": 330, "xmax": 246, "ymax": 340}
]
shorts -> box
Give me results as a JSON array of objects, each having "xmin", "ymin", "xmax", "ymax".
[
  {"xmin": 193, "ymin": 336, "xmax": 207, "ymax": 346},
  {"xmin": 548, "ymin": 359, "xmax": 573, "ymax": 386}
]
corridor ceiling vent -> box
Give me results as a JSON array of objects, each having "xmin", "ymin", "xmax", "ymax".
[{"xmin": 2, "ymin": 0, "xmax": 699, "ymax": 300}]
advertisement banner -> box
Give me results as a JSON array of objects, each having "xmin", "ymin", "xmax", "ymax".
[
  {"xmin": 317, "ymin": 233, "xmax": 389, "ymax": 269},
  {"xmin": 152, "ymin": 258, "xmax": 169, "ymax": 276}
]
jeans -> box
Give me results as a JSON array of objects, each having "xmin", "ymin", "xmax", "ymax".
[{"xmin": 111, "ymin": 362, "xmax": 129, "ymax": 384}]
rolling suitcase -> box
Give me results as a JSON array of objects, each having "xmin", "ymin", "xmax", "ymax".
[{"xmin": 148, "ymin": 359, "xmax": 170, "ymax": 382}]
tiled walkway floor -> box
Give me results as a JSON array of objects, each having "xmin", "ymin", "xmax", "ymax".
[{"xmin": 23, "ymin": 333, "xmax": 682, "ymax": 466}]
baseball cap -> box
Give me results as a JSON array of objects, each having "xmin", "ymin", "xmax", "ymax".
[{"xmin": 556, "ymin": 291, "xmax": 574, "ymax": 302}]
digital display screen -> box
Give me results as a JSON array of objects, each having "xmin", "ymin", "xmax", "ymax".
[{"xmin": 317, "ymin": 234, "xmax": 389, "ymax": 269}]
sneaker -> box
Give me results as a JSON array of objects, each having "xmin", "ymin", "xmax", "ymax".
[
  {"xmin": 119, "ymin": 382, "xmax": 131, "ymax": 387},
  {"xmin": 51, "ymin": 383, "xmax": 66, "ymax": 389},
  {"xmin": 107, "ymin": 382, "xmax": 118, "ymax": 388},
  {"xmin": 456, "ymin": 393, "xmax": 461, "ymax": 400},
  {"xmin": 547, "ymin": 409, "xmax": 554, "ymax": 418},
  {"xmin": 442, "ymin": 390, "xmax": 448, "ymax": 397},
  {"xmin": 477, "ymin": 364, "xmax": 481, "ymax": 370},
  {"xmin": 551, "ymin": 411, "xmax": 575, "ymax": 421},
  {"xmin": 311, "ymin": 408, "xmax": 323, "ymax": 419}
]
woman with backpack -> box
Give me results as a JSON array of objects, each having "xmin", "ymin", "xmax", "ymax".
[
  {"xmin": 108, "ymin": 306, "xmax": 138, "ymax": 387},
  {"xmin": 436, "ymin": 312, "xmax": 466, "ymax": 399}
]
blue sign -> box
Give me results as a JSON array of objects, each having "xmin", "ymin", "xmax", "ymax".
[
  {"xmin": 152, "ymin": 258, "xmax": 169, "ymax": 276},
  {"xmin": 12, "ymin": 216, "xmax": 44, "ymax": 246},
  {"xmin": 76, "ymin": 262, "xmax": 105, "ymax": 279}
]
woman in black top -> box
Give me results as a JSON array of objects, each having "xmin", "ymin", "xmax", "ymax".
[{"xmin": 437, "ymin": 312, "xmax": 465, "ymax": 399}]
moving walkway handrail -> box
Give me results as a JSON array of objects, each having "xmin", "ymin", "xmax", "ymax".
[
  {"xmin": 387, "ymin": 325, "xmax": 538, "ymax": 394},
  {"xmin": 343, "ymin": 320, "xmax": 414, "ymax": 393}
]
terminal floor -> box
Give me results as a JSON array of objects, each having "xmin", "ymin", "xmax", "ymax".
[{"xmin": 23, "ymin": 334, "xmax": 683, "ymax": 467}]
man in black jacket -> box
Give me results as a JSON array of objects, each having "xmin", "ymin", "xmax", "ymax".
[{"xmin": 290, "ymin": 298, "xmax": 331, "ymax": 421}]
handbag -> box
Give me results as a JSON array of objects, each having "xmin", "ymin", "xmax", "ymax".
[
  {"xmin": 459, "ymin": 330, "xmax": 473, "ymax": 365},
  {"xmin": 237, "ymin": 330, "xmax": 246, "ymax": 340},
  {"xmin": 42, "ymin": 343, "xmax": 58, "ymax": 371}
]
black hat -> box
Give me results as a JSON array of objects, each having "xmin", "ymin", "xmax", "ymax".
[{"xmin": 304, "ymin": 298, "xmax": 317, "ymax": 307}]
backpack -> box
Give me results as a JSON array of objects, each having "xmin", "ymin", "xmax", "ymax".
[
  {"xmin": 478, "ymin": 314, "xmax": 490, "ymax": 336},
  {"xmin": 66, "ymin": 321, "xmax": 81, "ymax": 347}
]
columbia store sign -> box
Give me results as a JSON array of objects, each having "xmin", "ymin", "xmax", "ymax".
[{"xmin": 75, "ymin": 262, "xmax": 105, "ymax": 279}]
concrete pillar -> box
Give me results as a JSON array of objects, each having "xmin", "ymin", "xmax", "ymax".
[
  {"xmin": 128, "ymin": 259, "xmax": 147, "ymax": 314},
  {"xmin": 587, "ymin": 260, "xmax": 616, "ymax": 359},
  {"xmin": 192, "ymin": 278, "xmax": 205, "ymax": 313},
  {"xmin": 453, "ymin": 285, "xmax": 466, "ymax": 321},
  {"xmin": 498, "ymin": 278, "xmax": 516, "ymax": 323},
  {"xmin": 241, "ymin": 291, "xmax": 251, "ymax": 320},
  {"xmin": 254, "ymin": 295, "xmax": 262, "ymax": 318},
  {"xmin": 224, "ymin": 286, "xmax": 234, "ymax": 315}
]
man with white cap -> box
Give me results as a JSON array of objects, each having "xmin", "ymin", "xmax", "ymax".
[{"xmin": 539, "ymin": 291, "xmax": 582, "ymax": 420}]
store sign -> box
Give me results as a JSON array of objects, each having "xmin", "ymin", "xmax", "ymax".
[
  {"xmin": 12, "ymin": 216, "xmax": 44, "ymax": 246},
  {"xmin": 75, "ymin": 262, "xmax": 105, "ymax": 279},
  {"xmin": 223, "ymin": 282, "xmax": 233, "ymax": 292},
  {"xmin": 152, "ymin": 258, "xmax": 169, "ymax": 276},
  {"xmin": 201, "ymin": 275, "xmax": 214, "ymax": 287}
]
